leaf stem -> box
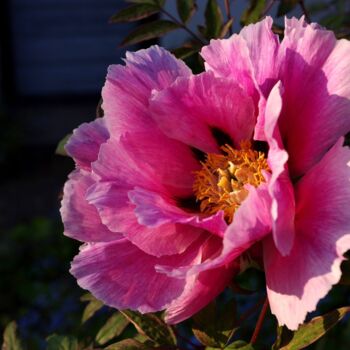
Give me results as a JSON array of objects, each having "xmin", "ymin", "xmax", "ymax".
[
  {"xmin": 250, "ymin": 297, "xmax": 269, "ymax": 344},
  {"xmin": 299, "ymin": 0, "xmax": 311, "ymax": 23},
  {"xmin": 159, "ymin": 7, "xmax": 206, "ymax": 45},
  {"xmin": 224, "ymin": 0, "xmax": 233, "ymax": 35}
]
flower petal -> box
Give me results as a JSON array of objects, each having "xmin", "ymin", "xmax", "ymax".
[
  {"xmin": 264, "ymin": 82, "xmax": 295, "ymax": 255},
  {"xmin": 264, "ymin": 137, "xmax": 350, "ymax": 330},
  {"xmin": 70, "ymin": 238, "xmax": 203, "ymax": 313},
  {"xmin": 150, "ymin": 71, "xmax": 255, "ymax": 153},
  {"xmin": 87, "ymin": 182, "xmax": 204, "ymax": 257},
  {"xmin": 60, "ymin": 170, "xmax": 120, "ymax": 242},
  {"xmin": 92, "ymin": 131, "xmax": 199, "ymax": 197},
  {"xmin": 129, "ymin": 187, "xmax": 227, "ymax": 237},
  {"xmin": 278, "ymin": 17, "xmax": 350, "ymax": 177},
  {"xmin": 102, "ymin": 46, "xmax": 191, "ymax": 138},
  {"xmin": 165, "ymin": 263, "xmax": 239, "ymax": 324},
  {"xmin": 65, "ymin": 118, "xmax": 109, "ymax": 170},
  {"xmin": 157, "ymin": 183, "xmax": 272, "ymax": 277}
]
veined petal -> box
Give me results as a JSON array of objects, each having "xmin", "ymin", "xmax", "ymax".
[
  {"xmin": 264, "ymin": 138, "xmax": 350, "ymax": 330},
  {"xmin": 150, "ymin": 71, "xmax": 255, "ymax": 153},
  {"xmin": 278, "ymin": 17, "xmax": 350, "ymax": 177},
  {"xmin": 60, "ymin": 170, "xmax": 121, "ymax": 242},
  {"xmin": 102, "ymin": 45, "xmax": 191, "ymax": 138},
  {"xmin": 65, "ymin": 118, "xmax": 109, "ymax": 170},
  {"xmin": 264, "ymin": 82, "xmax": 295, "ymax": 255},
  {"xmin": 157, "ymin": 183, "xmax": 272, "ymax": 278},
  {"xmin": 71, "ymin": 238, "xmax": 203, "ymax": 313},
  {"xmin": 87, "ymin": 182, "xmax": 204, "ymax": 257},
  {"xmin": 92, "ymin": 131, "xmax": 199, "ymax": 197}
]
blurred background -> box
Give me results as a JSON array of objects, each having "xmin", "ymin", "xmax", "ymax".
[{"xmin": 0, "ymin": 0, "xmax": 350, "ymax": 349}]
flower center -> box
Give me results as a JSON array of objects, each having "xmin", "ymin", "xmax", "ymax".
[{"xmin": 193, "ymin": 141, "xmax": 270, "ymax": 223}]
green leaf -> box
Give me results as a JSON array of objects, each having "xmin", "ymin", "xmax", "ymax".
[
  {"xmin": 176, "ymin": 0, "xmax": 196, "ymax": 23},
  {"xmin": 81, "ymin": 295, "xmax": 104, "ymax": 323},
  {"xmin": 192, "ymin": 299, "xmax": 237, "ymax": 348},
  {"xmin": 226, "ymin": 341, "xmax": 255, "ymax": 349},
  {"xmin": 120, "ymin": 310, "xmax": 176, "ymax": 346},
  {"xmin": 277, "ymin": 0, "xmax": 299, "ymax": 17},
  {"xmin": 55, "ymin": 134, "xmax": 71, "ymax": 156},
  {"xmin": 46, "ymin": 335, "xmax": 78, "ymax": 350},
  {"xmin": 105, "ymin": 339, "xmax": 148, "ymax": 350},
  {"xmin": 234, "ymin": 267, "xmax": 266, "ymax": 292},
  {"xmin": 241, "ymin": 0, "xmax": 265, "ymax": 25},
  {"xmin": 95, "ymin": 312, "xmax": 130, "ymax": 345},
  {"xmin": 276, "ymin": 307, "xmax": 350, "ymax": 350},
  {"xmin": 110, "ymin": 4, "xmax": 160, "ymax": 23},
  {"xmin": 204, "ymin": 0, "xmax": 223, "ymax": 39},
  {"xmin": 121, "ymin": 20, "xmax": 180, "ymax": 46},
  {"xmin": 171, "ymin": 46, "xmax": 198, "ymax": 59},
  {"xmin": 2, "ymin": 322, "xmax": 24, "ymax": 350},
  {"xmin": 220, "ymin": 18, "xmax": 234, "ymax": 38}
]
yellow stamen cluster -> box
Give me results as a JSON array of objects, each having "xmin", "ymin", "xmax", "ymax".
[{"xmin": 193, "ymin": 141, "xmax": 270, "ymax": 223}]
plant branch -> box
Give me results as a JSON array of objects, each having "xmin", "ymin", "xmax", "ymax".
[
  {"xmin": 250, "ymin": 298, "xmax": 269, "ymax": 344},
  {"xmin": 224, "ymin": 0, "xmax": 233, "ymax": 35},
  {"xmin": 299, "ymin": 0, "xmax": 311, "ymax": 23},
  {"xmin": 160, "ymin": 7, "xmax": 206, "ymax": 45}
]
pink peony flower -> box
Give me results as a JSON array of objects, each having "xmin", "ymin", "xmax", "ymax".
[{"xmin": 61, "ymin": 16, "xmax": 350, "ymax": 330}]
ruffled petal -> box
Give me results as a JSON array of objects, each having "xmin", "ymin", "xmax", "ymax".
[
  {"xmin": 264, "ymin": 82, "xmax": 295, "ymax": 255},
  {"xmin": 92, "ymin": 131, "xmax": 199, "ymax": 197},
  {"xmin": 201, "ymin": 17, "xmax": 280, "ymax": 140},
  {"xmin": 70, "ymin": 238, "xmax": 203, "ymax": 313},
  {"xmin": 129, "ymin": 187, "xmax": 227, "ymax": 237},
  {"xmin": 264, "ymin": 137, "xmax": 350, "ymax": 330},
  {"xmin": 102, "ymin": 46, "xmax": 191, "ymax": 138},
  {"xmin": 278, "ymin": 17, "xmax": 350, "ymax": 177},
  {"xmin": 87, "ymin": 182, "xmax": 204, "ymax": 257},
  {"xmin": 65, "ymin": 118, "xmax": 109, "ymax": 170},
  {"xmin": 157, "ymin": 183, "xmax": 272, "ymax": 277},
  {"xmin": 165, "ymin": 263, "xmax": 239, "ymax": 324},
  {"xmin": 150, "ymin": 71, "xmax": 255, "ymax": 153},
  {"xmin": 60, "ymin": 170, "xmax": 120, "ymax": 242}
]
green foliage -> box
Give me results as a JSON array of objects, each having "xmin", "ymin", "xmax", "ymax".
[
  {"xmin": 192, "ymin": 298, "xmax": 237, "ymax": 347},
  {"xmin": 241, "ymin": 0, "xmax": 266, "ymax": 25},
  {"xmin": 204, "ymin": 0, "xmax": 223, "ymax": 39},
  {"xmin": 2, "ymin": 322, "xmax": 24, "ymax": 350},
  {"xmin": 95, "ymin": 313, "xmax": 130, "ymax": 345},
  {"xmin": 81, "ymin": 293, "xmax": 105, "ymax": 324},
  {"xmin": 120, "ymin": 310, "xmax": 176, "ymax": 346},
  {"xmin": 55, "ymin": 134, "xmax": 71, "ymax": 157},
  {"xmin": 177, "ymin": 0, "xmax": 197, "ymax": 23},
  {"xmin": 277, "ymin": 0, "xmax": 299, "ymax": 17},
  {"xmin": 110, "ymin": 4, "xmax": 160, "ymax": 23},
  {"xmin": 46, "ymin": 335, "xmax": 78, "ymax": 350},
  {"xmin": 121, "ymin": 20, "xmax": 180, "ymax": 46},
  {"xmin": 273, "ymin": 307, "xmax": 350, "ymax": 349},
  {"xmin": 105, "ymin": 339, "xmax": 148, "ymax": 350}
]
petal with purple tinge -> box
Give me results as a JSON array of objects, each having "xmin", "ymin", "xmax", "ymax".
[
  {"xmin": 129, "ymin": 187, "xmax": 227, "ymax": 237},
  {"xmin": 70, "ymin": 238, "xmax": 203, "ymax": 313},
  {"xmin": 92, "ymin": 131, "xmax": 199, "ymax": 198},
  {"xmin": 65, "ymin": 118, "xmax": 109, "ymax": 170},
  {"xmin": 102, "ymin": 46, "xmax": 191, "ymax": 138},
  {"xmin": 87, "ymin": 182, "xmax": 204, "ymax": 257},
  {"xmin": 60, "ymin": 170, "xmax": 120, "ymax": 242},
  {"xmin": 157, "ymin": 183, "xmax": 272, "ymax": 278},
  {"xmin": 264, "ymin": 138, "xmax": 350, "ymax": 330}
]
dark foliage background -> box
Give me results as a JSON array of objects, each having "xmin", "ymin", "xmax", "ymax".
[{"xmin": 1, "ymin": 1, "xmax": 350, "ymax": 349}]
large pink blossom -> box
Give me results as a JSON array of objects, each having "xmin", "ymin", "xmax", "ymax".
[{"xmin": 61, "ymin": 16, "xmax": 350, "ymax": 330}]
